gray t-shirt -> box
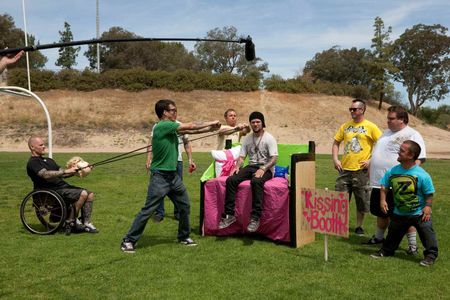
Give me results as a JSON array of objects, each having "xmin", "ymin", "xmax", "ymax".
[{"xmin": 240, "ymin": 131, "xmax": 278, "ymax": 166}]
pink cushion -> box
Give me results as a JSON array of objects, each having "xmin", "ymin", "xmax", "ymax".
[{"xmin": 203, "ymin": 176, "xmax": 290, "ymax": 242}]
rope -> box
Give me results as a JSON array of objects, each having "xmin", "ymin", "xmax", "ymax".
[{"xmin": 84, "ymin": 126, "xmax": 242, "ymax": 169}]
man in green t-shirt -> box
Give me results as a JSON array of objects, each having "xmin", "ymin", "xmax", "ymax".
[{"xmin": 121, "ymin": 99, "xmax": 220, "ymax": 253}]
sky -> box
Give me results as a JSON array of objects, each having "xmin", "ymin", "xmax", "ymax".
[{"xmin": 2, "ymin": 0, "xmax": 450, "ymax": 108}]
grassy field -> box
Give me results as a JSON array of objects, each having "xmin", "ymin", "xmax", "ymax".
[{"xmin": 0, "ymin": 152, "xmax": 449, "ymax": 299}]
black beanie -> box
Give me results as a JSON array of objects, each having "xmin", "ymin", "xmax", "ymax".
[{"xmin": 249, "ymin": 111, "xmax": 266, "ymax": 128}]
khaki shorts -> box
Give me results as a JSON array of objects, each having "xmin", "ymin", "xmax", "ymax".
[{"xmin": 335, "ymin": 169, "xmax": 370, "ymax": 213}]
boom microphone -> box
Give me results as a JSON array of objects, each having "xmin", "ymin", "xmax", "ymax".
[
  {"xmin": 0, "ymin": 36, "xmax": 257, "ymax": 60},
  {"xmin": 244, "ymin": 36, "xmax": 255, "ymax": 61}
]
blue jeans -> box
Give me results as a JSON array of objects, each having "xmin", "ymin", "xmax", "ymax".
[
  {"xmin": 123, "ymin": 170, "xmax": 190, "ymax": 243},
  {"xmin": 155, "ymin": 161, "xmax": 183, "ymax": 218},
  {"xmin": 381, "ymin": 214, "xmax": 438, "ymax": 258}
]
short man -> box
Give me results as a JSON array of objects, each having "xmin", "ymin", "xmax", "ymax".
[
  {"xmin": 371, "ymin": 140, "xmax": 438, "ymax": 267},
  {"xmin": 121, "ymin": 99, "xmax": 220, "ymax": 253},
  {"xmin": 332, "ymin": 99, "xmax": 382, "ymax": 235},
  {"xmin": 365, "ymin": 106, "xmax": 426, "ymax": 255},
  {"xmin": 218, "ymin": 111, "xmax": 278, "ymax": 233},
  {"xmin": 147, "ymin": 120, "xmax": 196, "ymax": 221},
  {"xmin": 26, "ymin": 136, "xmax": 98, "ymax": 233},
  {"xmin": 216, "ymin": 108, "xmax": 250, "ymax": 150},
  {"xmin": 0, "ymin": 51, "xmax": 24, "ymax": 74}
]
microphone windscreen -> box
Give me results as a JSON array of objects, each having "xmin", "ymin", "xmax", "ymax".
[{"xmin": 245, "ymin": 38, "xmax": 255, "ymax": 61}]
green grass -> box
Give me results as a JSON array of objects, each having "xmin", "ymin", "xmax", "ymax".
[{"xmin": 1, "ymin": 152, "xmax": 449, "ymax": 299}]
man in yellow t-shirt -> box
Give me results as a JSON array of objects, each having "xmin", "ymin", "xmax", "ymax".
[{"xmin": 332, "ymin": 99, "xmax": 382, "ymax": 236}]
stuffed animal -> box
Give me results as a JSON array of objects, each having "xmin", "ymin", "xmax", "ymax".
[{"xmin": 66, "ymin": 156, "xmax": 92, "ymax": 178}]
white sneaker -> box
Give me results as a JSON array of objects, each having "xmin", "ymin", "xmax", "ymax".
[{"xmin": 84, "ymin": 222, "xmax": 99, "ymax": 233}]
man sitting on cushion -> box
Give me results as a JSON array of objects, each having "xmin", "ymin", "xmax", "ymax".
[{"xmin": 218, "ymin": 111, "xmax": 278, "ymax": 232}]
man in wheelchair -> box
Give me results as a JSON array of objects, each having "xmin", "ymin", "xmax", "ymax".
[{"xmin": 26, "ymin": 136, "xmax": 98, "ymax": 233}]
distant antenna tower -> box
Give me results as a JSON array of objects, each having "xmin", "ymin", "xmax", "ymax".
[{"xmin": 96, "ymin": 0, "xmax": 100, "ymax": 73}]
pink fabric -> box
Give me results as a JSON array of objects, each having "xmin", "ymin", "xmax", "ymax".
[
  {"xmin": 216, "ymin": 150, "xmax": 235, "ymax": 177},
  {"xmin": 203, "ymin": 176, "xmax": 290, "ymax": 242}
]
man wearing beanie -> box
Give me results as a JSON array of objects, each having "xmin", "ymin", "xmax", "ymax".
[{"xmin": 218, "ymin": 111, "xmax": 278, "ymax": 233}]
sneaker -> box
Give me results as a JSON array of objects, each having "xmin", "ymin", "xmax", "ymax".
[
  {"xmin": 354, "ymin": 227, "xmax": 365, "ymax": 236},
  {"xmin": 120, "ymin": 241, "xmax": 136, "ymax": 253},
  {"xmin": 419, "ymin": 255, "xmax": 436, "ymax": 267},
  {"xmin": 370, "ymin": 250, "xmax": 386, "ymax": 259},
  {"xmin": 84, "ymin": 222, "xmax": 99, "ymax": 233},
  {"xmin": 363, "ymin": 235, "xmax": 384, "ymax": 245},
  {"xmin": 178, "ymin": 237, "xmax": 197, "ymax": 246},
  {"xmin": 218, "ymin": 214, "xmax": 236, "ymax": 229},
  {"xmin": 406, "ymin": 245, "xmax": 418, "ymax": 255},
  {"xmin": 247, "ymin": 218, "xmax": 260, "ymax": 233}
]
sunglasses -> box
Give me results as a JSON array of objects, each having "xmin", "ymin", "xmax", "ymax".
[
  {"xmin": 348, "ymin": 108, "xmax": 361, "ymax": 112},
  {"xmin": 166, "ymin": 108, "xmax": 177, "ymax": 113}
]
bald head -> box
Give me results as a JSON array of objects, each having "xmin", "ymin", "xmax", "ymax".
[{"xmin": 28, "ymin": 136, "xmax": 46, "ymax": 156}]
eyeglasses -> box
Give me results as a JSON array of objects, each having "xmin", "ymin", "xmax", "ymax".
[
  {"xmin": 387, "ymin": 117, "xmax": 398, "ymax": 121},
  {"xmin": 166, "ymin": 108, "xmax": 177, "ymax": 113},
  {"xmin": 348, "ymin": 108, "xmax": 361, "ymax": 112}
]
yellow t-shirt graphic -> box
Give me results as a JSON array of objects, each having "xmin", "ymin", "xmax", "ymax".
[{"xmin": 334, "ymin": 120, "xmax": 382, "ymax": 171}]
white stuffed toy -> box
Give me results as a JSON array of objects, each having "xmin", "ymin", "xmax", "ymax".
[{"xmin": 66, "ymin": 156, "xmax": 92, "ymax": 178}]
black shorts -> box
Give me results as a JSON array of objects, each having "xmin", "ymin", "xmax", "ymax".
[
  {"xmin": 54, "ymin": 186, "xmax": 92, "ymax": 205},
  {"xmin": 370, "ymin": 187, "xmax": 394, "ymax": 218}
]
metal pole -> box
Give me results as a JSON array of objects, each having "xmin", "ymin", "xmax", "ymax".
[
  {"xmin": 21, "ymin": 0, "xmax": 32, "ymax": 90},
  {"xmin": 96, "ymin": 0, "xmax": 100, "ymax": 73},
  {"xmin": 0, "ymin": 86, "xmax": 53, "ymax": 158}
]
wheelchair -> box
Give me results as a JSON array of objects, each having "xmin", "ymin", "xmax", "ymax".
[{"xmin": 20, "ymin": 189, "xmax": 74, "ymax": 235}]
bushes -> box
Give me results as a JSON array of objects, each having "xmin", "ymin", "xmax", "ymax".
[
  {"xmin": 7, "ymin": 68, "xmax": 260, "ymax": 92},
  {"xmin": 263, "ymin": 75, "xmax": 371, "ymax": 99}
]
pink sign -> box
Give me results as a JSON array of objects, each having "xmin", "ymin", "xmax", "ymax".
[{"xmin": 301, "ymin": 188, "xmax": 349, "ymax": 237}]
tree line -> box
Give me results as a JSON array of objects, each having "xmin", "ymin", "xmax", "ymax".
[{"xmin": 1, "ymin": 13, "xmax": 449, "ymax": 118}]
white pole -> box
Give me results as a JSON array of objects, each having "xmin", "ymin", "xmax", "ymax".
[
  {"xmin": 0, "ymin": 86, "xmax": 53, "ymax": 158},
  {"xmin": 21, "ymin": 0, "xmax": 31, "ymax": 91},
  {"xmin": 96, "ymin": 0, "xmax": 100, "ymax": 73}
]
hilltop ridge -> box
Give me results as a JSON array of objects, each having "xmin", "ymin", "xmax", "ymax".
[{"xmin": 1, "ymin": 89, "xmax": 449, "ymax": 158}]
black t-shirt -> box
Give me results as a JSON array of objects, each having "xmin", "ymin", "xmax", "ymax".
[{"xmin": 26, "ymin": 156, "xmax": 69, "ymax": 189}]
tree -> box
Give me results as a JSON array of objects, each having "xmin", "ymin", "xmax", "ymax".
[
  {"xmin": 390, "ymin": 24, "xmax": 450, "ymax": 115},
  {"xmin": 303, "ymin": 46, "xmax": 372, "ymax": 86},
  {"xmin": 0, "ymin": 14, "xmax": 47, "ymax": 69},
  {"xmin": 55, "ymin": 22, "xmax": 80, "ymax": 69},
  {"xmin": 369, "ymin": 16, "xmax": 395, "ymax": 109},
  {"xmin": 84, "ymin": 27, "xmax": 200, "ymax": 71},
  {"xmin": 194, "ymin": 26, "xmax": 269, "ymax": 79}
]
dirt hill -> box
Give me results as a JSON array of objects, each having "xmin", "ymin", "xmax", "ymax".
[{"xmin": 1, "ymin": 89, "xmax": 449, "ymax": 158}]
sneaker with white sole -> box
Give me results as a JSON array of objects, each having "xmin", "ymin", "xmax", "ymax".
[
  {"xmin": 247, "ymin": 218, "xmax": 260, "ymax": 233},
  {"xmin": 218, "ymin": 214, "xmax": 236, "ymax": 229},
  {"xmin": 363, "ymin": 235, "xmax": 384, "ymax": 245},
  {"xmin": 84, "ymin": 222, "xmax": 99, "ymax": 233},
  {"xmin": 178, "ymin": 237, "xmax": 197, "ymax": 246},
  {"xmin": 419, "ymin": 255, "xmax": 436, "ymax": 267},
  {"xmin": 370, "ymin": 250, "xmax": 386, "ymax": 259},
  {"xmin": 120, "ymin": 241, "xmax": 136, "ymax": 253},
  {"xmin": 406, "ymin": 245, "xmax": 418, "ymax": 255}
]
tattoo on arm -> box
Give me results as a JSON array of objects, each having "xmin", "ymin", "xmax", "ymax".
[
  {"xmin": 263, "ymin": 156, "xmax": 278, "ymax": 170},
  {"xmin": 38, "ymin": 168, "xmax": 64, "ymax": 179}
]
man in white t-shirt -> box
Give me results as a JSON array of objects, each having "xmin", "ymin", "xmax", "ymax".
[
  {"xmin": 218, "ymin": 111, "xmax": 278, "ymax": 233},
  {"xmin": 365, "ymin": 106, "xmax": 426, "ymax": 255},
  {"xmin": 216, "ymin": 108, "xmax": 250, "ymax": 150}
]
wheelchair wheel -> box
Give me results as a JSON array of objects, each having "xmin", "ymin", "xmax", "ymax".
[{"xmin": 20, "ymin": 190, "xmax": 67, "ymax": 235}]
